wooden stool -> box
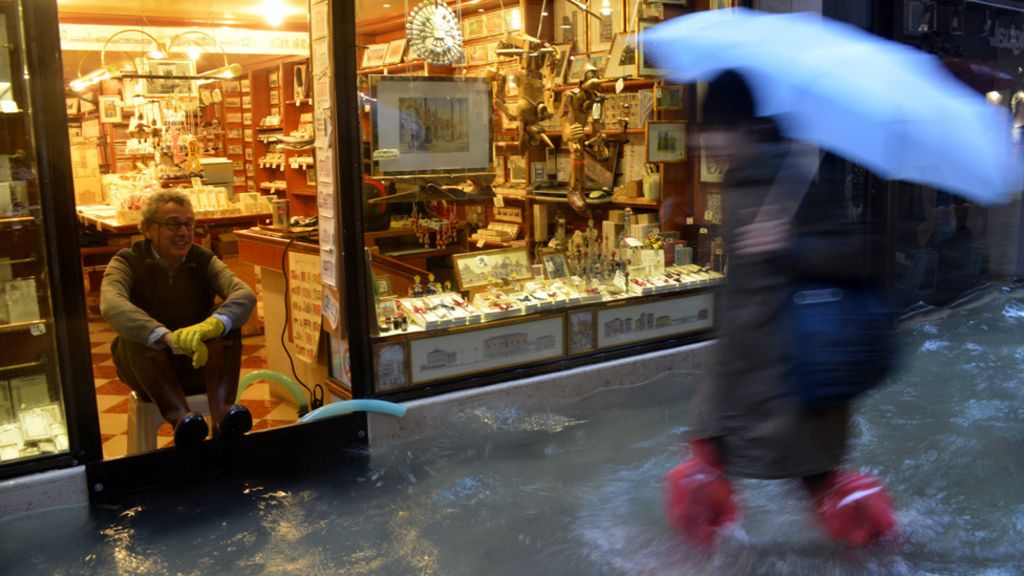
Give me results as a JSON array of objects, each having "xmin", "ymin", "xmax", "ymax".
[{"xmin": 126, "ymin": 391, "xmax": 210, "ymax": 454}]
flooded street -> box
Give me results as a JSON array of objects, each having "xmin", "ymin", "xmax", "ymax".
[{"xmin": 1, "ymin": 288, "xmax": 1022, "ymax": 575}]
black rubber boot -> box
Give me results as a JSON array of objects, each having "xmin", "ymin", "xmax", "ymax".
[
  {"xmin": 217, "ymin": 404, "xmax": 252, "ymax": 438},
  {"xmin": 173, "ymin": 411, "xmax": 209, "ymax": 447}
]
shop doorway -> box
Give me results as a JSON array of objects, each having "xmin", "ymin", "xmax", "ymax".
[{"xmin": 57, "ymin": 0, "xmax": 315, "ymax": 459}]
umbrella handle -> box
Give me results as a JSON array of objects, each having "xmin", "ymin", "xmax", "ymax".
[{"xmin": 756, "ymin": 142, "xmax": 822, "ymax": 224}]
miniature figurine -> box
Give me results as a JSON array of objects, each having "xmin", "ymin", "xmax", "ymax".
[
  {"xmin": 410, "ymin": 275, "xmax": 424, "ymax": 298},
  {"xmin": 560, "ymin": 64, "xmax": 610, "ymax": 215}
]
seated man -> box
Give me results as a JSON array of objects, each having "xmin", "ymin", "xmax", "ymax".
[{"xmin": 100, "ymin": 190, "xmax": 257, "ymax": 447}]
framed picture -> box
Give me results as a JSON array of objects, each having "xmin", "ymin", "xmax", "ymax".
[
  {"xmin": 655, "ymin": 84, "xmax": 684, "ymax": 110},
  {"xmin": 306, "ymin": 168, "xmax": 317, "ymax": 185},
  {"xmin": 269, "ymin": 90, "xmax": 280, "ymax": 105},
  {"xmin": 223, "ymin": 80, "xmax": 241, "ymax": 93},
  {"xmin": 637, "ymin": 21, "xmax": 663, "ymax": 77},
  {"xmin": 700, "ymin": 142, "xmax": 728, "ymax": 182},
  {"xmin": 243, "ymin": 111, "xmax": 253, "ymax": 125},
  {"xmin": 371, "ymin": 76, "xmax": 493, "ymax": 176},
  {"xmin": 409, "ymin": 316, "xmax": 562, "ymax": 384},
  {"xmin": 567, "ymin": 55, "xmax": 590, "ymax": 84},
  {"xmin": 65, "ymin": 97, "xmax": 80, "ymax": 116},
  {"xmin": 588, "ymin": 53, "xmax": 609, "ymax": 77},
  {"xmin": 241, "ymin": 78, "xmax": 251, "ymax": 92},
  {"xmin": 384, "ymin": 38, "xmax": 407, "ymax": 66},
  {"xmin": 268, "ymin": 71, "xmax": 279, "ymax": 88},
  {"xmin": 242, "ymin": 95, "xmax": 252, "ymax": 108},
  {"xmin": 604, "ymin": 33, "xmax": 637, "ymax": 78},
  {"xmin": 244, "ymin": 147, "xmax": 253, "ymax": 160},
  {"xmin": 508, "ymin": 154, "xmax": 527, "ymax": 183},
  {"xmin": 646, "ymin": 120, "xmax": 687, "ymax": 163},
  {"xmin": 226, "ymin": 111, "xmax": 243, "ymax": 124},
  {"xmin": 589, "ymin": 0, "xmax": 623, "ymax": 52},
  {"xmin": 224, "ymin": 96, "xmax": 241, "ymax": 108},
  {"xmin": 550, "ymin": 44, "xmax": 573, "ymax": 84},
  {"xmin": 228, "ymin": 144, "xmax": 243, "ymax": 155},
  {"xmin": 504, "ymin": 7, "xmax": 522, "ymax": 31},
  {"xmin": 98, "ymin": 96, "xmax": 122, "ymax": 123},
  {"xmin": 597, "ymin": 293, "xmax": 714, "ymax": 348},
  {"xmin": 484, "ymin": 11, "xmax": 505, "ymax": 36},
  {"xmin": 374, "ymin": 342, "xmax": 408, "ymax": 392},
  {"xmin": 542, "ymin": 252, "xmax": 569, "ymax": 279},
  {"xmin": 453, "ymin": 247, "xmax": 533, "ymax": 290},
  {"xmin": 464, "ymin": 16, "xmax": 486, "ymax": 39},
  {"xmin": 486, "ymin": 41, "xmax": 501, "ymax": 63},
  {"xmin": 567, "ymin": 309, "xmax": 595, "ymax": 354},
  {"xmin": 137, "ymin": 58, "xmax": 197, "ymax": 97},
  {"xmin": 467, "ymin": 43, "xmax": 488, "ymax": 66},
  {"xmin": 641, "ymin": 1, "xmax": 665, "ymax": 20}
]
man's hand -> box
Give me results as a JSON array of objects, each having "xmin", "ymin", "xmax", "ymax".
[{"xmin": 171, "ymin": 316, "xmax": 224, "ymax": 356}]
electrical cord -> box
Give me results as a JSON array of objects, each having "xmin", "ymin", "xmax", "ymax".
[{"xmin": 280, "ymin": 237, "xmax": 325, "ymax": 409}]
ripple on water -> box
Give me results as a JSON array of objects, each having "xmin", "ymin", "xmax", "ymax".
[{"xmin": 920, "ymin": 339, "xmax": 951, "ymax": 353}]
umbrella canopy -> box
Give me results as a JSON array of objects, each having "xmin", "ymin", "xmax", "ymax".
[{"xmin": 644, "ymin": 8, "xmax": 1021, "ymax": 205}]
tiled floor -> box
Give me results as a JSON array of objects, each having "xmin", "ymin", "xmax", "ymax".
[{"xmin": 89, "ymin": 322, "xmax": 298, "ymax": 459}]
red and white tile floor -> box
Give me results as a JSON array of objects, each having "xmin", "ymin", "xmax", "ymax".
[{"xmin": 89, "ymin": 322, "xmax": 299, "ymax": 459}]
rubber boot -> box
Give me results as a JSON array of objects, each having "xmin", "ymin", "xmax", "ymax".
[
  {"xmin": 203, "ymin": 335, "xmax": 251, "ymax": 438},
  {"xmin": 807, "ymin": 470, "xmax": 895, "ymax": 547},
  {"xmin": 664, "ymin": 438, "xmax": 738, "ymax": 548}
]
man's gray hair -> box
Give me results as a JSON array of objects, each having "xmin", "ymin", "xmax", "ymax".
[{"xmin": 139, "ymin": 190, "xmax": 193, "ymax": 230}]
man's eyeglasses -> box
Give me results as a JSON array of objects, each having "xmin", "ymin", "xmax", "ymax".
[{"xmin": 157, "ymin": 219, "xmax": 196, "ymax": 232}]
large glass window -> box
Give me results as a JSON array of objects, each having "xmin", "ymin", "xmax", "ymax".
[
  {"xmin": 0, "ymin": 1, "xmax": 70, "ymax": 463},
  {"xmin": 355, "ymin": 1, "xmax": 719, "ymax": 394}
]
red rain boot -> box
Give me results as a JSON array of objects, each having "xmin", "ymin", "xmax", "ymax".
[
  {"xmin": 663, "ymin": 438, "xmax": 738, "ymax": 547},
  {"xmin": 809, "ymin": 471, "xmax": 895, "ymax": 547}
]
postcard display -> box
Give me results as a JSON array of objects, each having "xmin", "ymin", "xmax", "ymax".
[
  {"xmin": 357, "ymin": 1, "xmax": 721, "ymax": 393},
  {"xmin": 0, "ymin": 5, "xmax": 71, "ymax": 462}
]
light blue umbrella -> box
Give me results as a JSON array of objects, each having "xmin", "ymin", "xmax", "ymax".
[{"xmin": 644, "ymin": 8, "xmax": 1021, "ymax": 204}]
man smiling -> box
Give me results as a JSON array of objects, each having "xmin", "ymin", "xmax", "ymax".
[{"xmin": 101, "ymin": 191, "xmax": 256, "ymax": 447}]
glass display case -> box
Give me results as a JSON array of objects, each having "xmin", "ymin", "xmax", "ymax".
[{"xmin": 0, "ymin": 0, "xmax": 72, "ymax": 464}]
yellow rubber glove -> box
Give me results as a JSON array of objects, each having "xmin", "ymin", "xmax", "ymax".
[
  {"xmin": 190, "ymin": 340, "xmax": 209, "ymax": 369},
  {"xmin": 172, "ymin": 316, "xmax": 225, "ymax": 357}
]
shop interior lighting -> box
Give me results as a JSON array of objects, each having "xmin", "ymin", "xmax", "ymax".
[
  {"xmin": 68, "ymin": 28, "xmax": 241, "ymax": 93},
  {"xmin": 600, "ymin": 0, "xmax": 612, "ymax": 17}
]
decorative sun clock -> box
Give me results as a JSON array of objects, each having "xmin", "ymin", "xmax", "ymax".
[{"xmin": 406, "ymin": 1, "xmax": 464, "ymax": 65}]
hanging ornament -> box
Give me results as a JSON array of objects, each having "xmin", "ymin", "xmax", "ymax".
[{"xmin": 406, "ymin": 0, "xmax": 464, "ymax": 65}]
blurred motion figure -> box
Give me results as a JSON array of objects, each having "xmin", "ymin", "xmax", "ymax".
[{"xmin": 664, "ymin": 71, "xmax": 896, "ymax": 548}]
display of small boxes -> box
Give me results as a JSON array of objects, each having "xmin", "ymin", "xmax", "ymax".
[
  {"xmin": 398, "ymin": 297, "xmax": 453, "ymax": 329},
  {"xmin": 426, "ymin": 293, "xmax": 483, "ymax": 325},
  {"xmin": 472, "ymin": 291, "xmax": 524, "ymax": 321}
]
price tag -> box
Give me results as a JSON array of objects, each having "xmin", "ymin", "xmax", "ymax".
[
  {"xmin": 493, "ymin": 194, "xmax": 505, "ymax": 207},
  {"xmin": 615, "ymin": 77, "xmax": 625, "ymax": 93},
  {"xmin": 190, "ymin": 177, "xmax": 203, "ymax": 188},
  {"xmin": 476, "ymin": 236, "xmax": 487, "ymax": 248}
]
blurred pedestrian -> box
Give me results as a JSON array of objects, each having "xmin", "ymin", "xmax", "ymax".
[{"xmin": 664, "ymin": 71, "xmax": 896, "ymax": 548}]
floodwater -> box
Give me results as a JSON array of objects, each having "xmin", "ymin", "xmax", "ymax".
[{"xmin": 2, "ymin": 288, "xmax": 1023, "ymax": 575}]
